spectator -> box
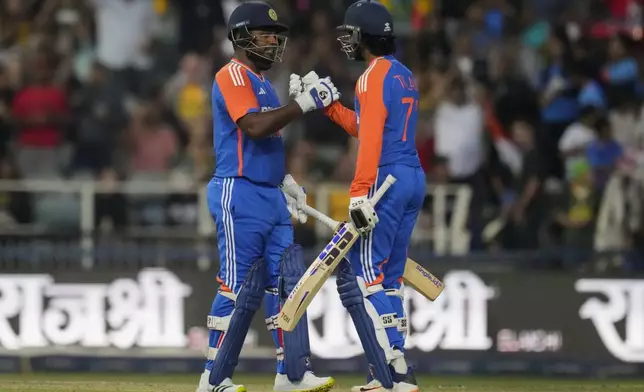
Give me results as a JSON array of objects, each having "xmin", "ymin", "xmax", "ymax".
[
  {"xmin": 128, "ymin": 103, "xmax": 178, "ymax": 175},
  {"xmin": 586, "ymin": 117, "xmax": 623, "ymax": 191},
  {"xmin": 573, "ymin": 60, "xmax": 607, "ymax": 111},
  {"xmin": 554, "ymin": 159, "xmax": 595, "ymax": 266},
  {"xmin": 434, "ymin": 76, "xmax": 485, "ymax": 181},
  {"xmin": 164, "ymin": 53, "xmax": 209, "ymax": 150},
  {"xmin": 539, "ymin": 27, "xmax": 578, "ymax": 178},
  {"xmin": 72, "ymin": 62, "xmax": 127, "ymax": 174},
  {"xmin": 11, "ymin": 52, "xmax": 69, "ymax": 178},
  {"xmin": 492, "ymin": 49, "xmax": 540, "ymax": 129},
  {"xmin": 89, "ymin": 0, "xmax": 159, "ymax": 96},
  {"xmin": 559, "ymin": 106, "xmax": 599, "ymax": 180},
  {"xmin": 609, "ymin": 92, "xmax": 644, "ymax": 147},
  {"xmin": 504, "ymin": 119, "xmax": 545, "ymax": 250},
  {"xmin": 602, "ymin": 34, "xmax": 639, "ymax": 90}
]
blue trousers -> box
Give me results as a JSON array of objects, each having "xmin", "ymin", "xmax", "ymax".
[
  {"xmin": 205, "ymin": 177, "xmax": 293, "ymax": 373},
  {"xmin": 347, "ymin": 165, "xmax": 425, "ymax": 352}
]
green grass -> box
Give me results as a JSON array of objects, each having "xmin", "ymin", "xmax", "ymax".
[{"xmin": 0, "ymin": 373, "xmax": 643, "ymax": 392}]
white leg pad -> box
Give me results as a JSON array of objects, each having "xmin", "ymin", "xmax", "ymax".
[
  {"xmin": 357, "ymin": 277, "xmax": 403, "ymax": 366},
  {"xmin": 206, "ymin": 314, "xmax": 233, "ymax": 360}
]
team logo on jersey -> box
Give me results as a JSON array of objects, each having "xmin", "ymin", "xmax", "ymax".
[{"xmin": 269, "ymin": 9, "xmax": 278, "ymax": 21}]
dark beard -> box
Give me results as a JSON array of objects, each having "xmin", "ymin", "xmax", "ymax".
[{"xmin": 247, "ymin": 51, "xmax": 274, "ymax": 71}]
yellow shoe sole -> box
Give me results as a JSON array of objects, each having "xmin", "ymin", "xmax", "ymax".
[{"xmin": 289, "ymin": 377, "xmax": 336, "ymax": 392}]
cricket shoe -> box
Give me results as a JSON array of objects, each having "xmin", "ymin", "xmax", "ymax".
[
  {"xmin": 366, "ymin": 366, "xmax": 418, "ymax": 387},
  {"xmin": 274, "ymin": 371, "xmax": 335, "ymax": 392},
  {"xmin": 351, "ymin": 380, "xmax": 419, "ymax": 392},
  {"xmin": 195, "ymin": 370, "xmax": 246, "ymax": 392}
]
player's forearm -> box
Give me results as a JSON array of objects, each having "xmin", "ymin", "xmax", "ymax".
[
  {"xmin": 325, "ymin": 102, "xmax": 358, "ymax": 137},
  {"xmin": 238, "ymin": 103, "xmax": 303, "ymax": 139}
]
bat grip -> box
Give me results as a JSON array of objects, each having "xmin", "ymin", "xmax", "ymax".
[
  {"xmin": 301, "ymin": 204, "xmax": 340, "ymax": 230},
  {"xmin": 369, "ymin": 175, "xmax": 397, "ymax": 205}
]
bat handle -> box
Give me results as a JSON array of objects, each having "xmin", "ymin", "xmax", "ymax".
[
  {"xmin": 300, "ymin": 174, "xmax": 396, "ymax": 230},
  {"xmin": 369, "ymin": 175, "xmax": 397, "ymax": 206},
  {"xmin": 301, "ymin": 204, "xmax": 340, "ymax": 230}
]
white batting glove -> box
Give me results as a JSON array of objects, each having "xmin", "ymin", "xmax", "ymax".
[
  {"xmin": 349, "ymin": 196, "xmax": 379, "ymax": 235},
  {"xmin": 289, "ymin": 73, "xmax": 303, "ymax": 98},
  {"xmin": 280, "ymin": 174, "xmax": 308, "ymax": 224},
  {"xmin": 301, "ymin": 71, "xmax": 321, "ymax": 87},
  {"xmin": 293, "ymin": 77, "xmax": 340, "ymax": 113},
  {"xmin": 289, "ymin": 71, "xmax": 322, "ymax": 99}
]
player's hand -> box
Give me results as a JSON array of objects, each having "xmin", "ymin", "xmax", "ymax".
[
  {"xmin": 294, "ymin": 77, "xmax": 340, "ymax": 113},
  {"xmin": 280, "ymin": 174, "xmax": 308, "ymax": 224},
  {"xmin": 301, "ymin": 71, "xmax": 321, "ymax": 87},
  {"xmin": 349, "ymin": 196, "xmax": 379, "ymax": 235},
  {"xmin": 289, "ymin": 71, "xmax": 321, "ymax": 99},
  {"xmin": 289, "ymin": 73, "xmax": 303, "ymax": 98}
]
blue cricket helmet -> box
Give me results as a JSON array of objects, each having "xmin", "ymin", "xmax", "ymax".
[
  {"xmin": 338, "ymin": 0, "xmax": 394, "ymax": 60},
  {"xmin": 227, "ymin": 1, "xmax": 289, "ymax": 68}
]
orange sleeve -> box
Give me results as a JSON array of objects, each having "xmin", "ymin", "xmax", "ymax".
[
  {"xmin": 324, "ymin": 101, "xmax": 358, "ymax": 137},
  {"xmin": 215, "ymin": 64, "xmax": 260, "ymax": 123},
  {"xmin": 349, "ymin": 60, "xmax": 391, "ymax": 198}
]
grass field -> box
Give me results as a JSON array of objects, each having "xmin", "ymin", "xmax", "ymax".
[{"xmin": 0, "ymin": 373, "xmax": 643, "ymax": 392}]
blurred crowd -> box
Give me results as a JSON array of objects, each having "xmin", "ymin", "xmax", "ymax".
[{"xmin": 1, "ymin": 0, "xmax": 644, "ymax": 262}]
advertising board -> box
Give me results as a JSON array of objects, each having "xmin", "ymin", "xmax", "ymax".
[{"xmin": 0, "ymin": 267, "xmax": 642, "ymax": 376}]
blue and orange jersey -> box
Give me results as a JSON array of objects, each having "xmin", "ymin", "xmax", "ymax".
[
  {"xmin": 325, "ymin": 55, "xmax": 421, "ymax": 197},
  {"xmin": 211, "ymin": 59, "xmax": 285, "ymax": 186}
]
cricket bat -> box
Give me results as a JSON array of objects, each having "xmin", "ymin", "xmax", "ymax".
[
  {"xmin": 299, "ymin": 197, "xmax": 444, "ymax": 304},
  {"xmin": 277, "ymin": 175, "xmax": 397, "ymax": 331}
]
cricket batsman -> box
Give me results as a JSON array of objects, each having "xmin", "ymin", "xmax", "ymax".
[
  {"xmin": 290, "ymin": 1, "xmax": 424, "ymax": 391},
  {"xmin": 196, "ymin": 2, "xmax": 341, "ymax": 391}
]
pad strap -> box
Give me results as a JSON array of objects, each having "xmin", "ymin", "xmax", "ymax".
[
  {"xmin": 219, "ymin": 290, "xmax": 238, "ymax": 301},
  {"xmin": 398, "ymin": 317, "xmax": 408, "ymax": 333},
  {"xmin": 380, "ymin": 313, "xmax": 399, "ymax": 329},
  {"xmin": 207, "ymin": 315, "xmax": 232, "ymax": 332},
  {"xmin": 207, "ymin": 346, "xmax": 219, "ymax": 360},
  {"xmin": 385, "ymin": 288, "xmax": 403, "ymax": 299},
  {"xmin": 265, "ymin": 315, "xmax": 279, "ymax": 331}
]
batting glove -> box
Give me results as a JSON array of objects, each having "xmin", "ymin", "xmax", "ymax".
[
  {"xmin": 280, "ymin": 174, "xmax": 308, "ymax": 224},
  {"xmin": 289, "ymin": 71, "xmax": 322, "ymax": 99},
  {"xmin": 293, "ymin": 77, "xmax": 340, "ymax": 113},
  {"xmin": 302, "ymin": 71, "xmax": 321, "ymax": 87},
  {"xmin": 349, "ymin": 196, "xmax": 379, "ymax": 235},
  {"xmin": 289, "ymin": 73, "xmax": 303, "ymax": 98}
]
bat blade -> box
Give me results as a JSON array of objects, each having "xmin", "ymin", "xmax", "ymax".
[
  {"xmin": 277, "ymin": 223, "xmax": 359, "ymax": 331},
  {"xmin": 402, "ymin": 259, "xmax": 444, "ymax": 301}
]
